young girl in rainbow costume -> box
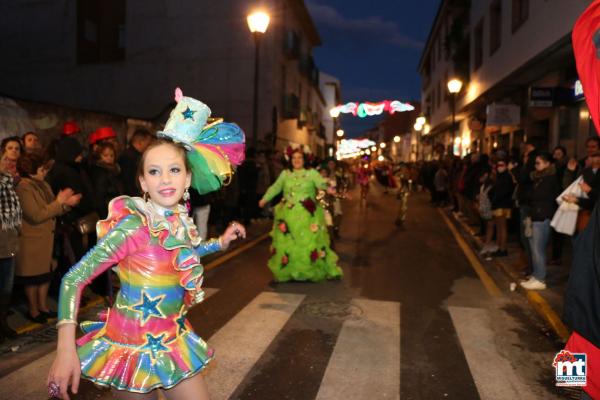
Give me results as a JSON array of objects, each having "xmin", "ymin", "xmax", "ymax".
[{"xmin": 47, "ymin": 88, "xmax": 246, "ymax": 400}]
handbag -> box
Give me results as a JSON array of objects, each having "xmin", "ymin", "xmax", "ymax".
[
  {"xmin": 550, "ymin": 176, "xmax": 587, "ymax": 236},
  {"xmin": 76, "ymin": 212, "xmax": 100, "ymax": 235}
]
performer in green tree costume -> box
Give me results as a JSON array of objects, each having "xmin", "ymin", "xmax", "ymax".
[{"xmin": 259, "ymin": 148, "xmax": 342, "ymax": 282}]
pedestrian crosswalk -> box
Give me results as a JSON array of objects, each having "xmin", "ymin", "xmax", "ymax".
[{"xmin": 0, "ymin": 290, "xmax": 561, "ymax": 400}]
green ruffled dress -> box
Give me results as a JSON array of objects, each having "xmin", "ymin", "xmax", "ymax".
[{"xmin": 262, "ymin": 169, "xmax": 342, "ymax": 282}]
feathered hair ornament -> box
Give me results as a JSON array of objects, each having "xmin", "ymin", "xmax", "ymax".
[{"xmin": 157, "ymin": 88, "xmax": 246, "ymax": 194}]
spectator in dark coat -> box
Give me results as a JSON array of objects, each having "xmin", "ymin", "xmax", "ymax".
[
  {"xmin": 520, "ymin": 152, "xmax": 561, "ymax": 290},
  {"xmin": 46, "ymin": 136, "xmax": 96, "ymax": 277},
  {"xmin": 563, "ymin": 151, "xmax": 600, "ymax": 233},
  {"xmin": 513, "ymin": 140, "xmax": 537, "ymax": 275},
  {"xmin": 90, "ymin": 142, "xmax": 123, "ymax": 219},
  {"xmin": 118, "ymin": 129, "xmax": 152, "ymax": 197},
  {"xmin": 489, "ymin": 159, "xmax": 515, "ymax": 257}
]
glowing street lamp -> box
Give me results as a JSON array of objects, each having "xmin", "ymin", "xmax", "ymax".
[
  {"xmin": 423, "ymin": 124, "xmax": 431, "ymax": 135},
  {"xmin": 416, "ymin": 116, "xmax": 426, "ymax": 126},
  {"xmin": 393, "ymin": 136, "xmax": 401, "ymax": 143},
  {"xmin": 447, "ymin": 78, "xmax": 463, "ymax": 149},
  {"xmin": 247, "ymin": 11, "xmax": 270, "ymax": 150},
  {"xmin": 371, "ymin": 146, "xmax": 377, "ymax": 152},
  {"xmin": 414, "ymin": 123, "xmax": 423, "ymax": 131},
  {"xmin": 380, "ymin": 142, "xmax": 386, "ymax": 149},
  {"xmin": 329, "ymin": 107, "xmax": 341, "ymax": 118},
  {"xmin": 336, "ymin": 129, "xmax": 345, "ymax": 138},
  {"xmin": 377, "ymin": 155, "xmax": 385, "ymax": 161}
]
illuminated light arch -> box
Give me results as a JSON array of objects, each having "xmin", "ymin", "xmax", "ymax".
[{"xmin": 332, "ymin": 100, "xmax": 415, "ymax": 118}]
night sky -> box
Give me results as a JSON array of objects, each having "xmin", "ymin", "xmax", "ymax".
[{"xmin": 307, "ymin": 0, "xmax": 441, "ymax": 138}]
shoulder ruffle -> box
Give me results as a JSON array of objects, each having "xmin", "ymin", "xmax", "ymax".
[{"xmin": 99, "ymin": 196, "xmax": 205, "ymax": 305}]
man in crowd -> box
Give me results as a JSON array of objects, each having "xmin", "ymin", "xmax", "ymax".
[{"xmin": 118, "ymin": 129, "xmax": 152, "ymax": 196}]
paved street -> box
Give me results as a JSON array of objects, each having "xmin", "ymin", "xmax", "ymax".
[{"xmin": 0, "ymin": 186, "xmax": 569, "ymax": 399}]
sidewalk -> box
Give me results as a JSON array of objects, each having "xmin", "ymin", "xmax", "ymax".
[
  {"xmin": 3, "ymin": 218, "xmax": 272, "ymax": 340},
  {"xmin": 448, "ymin": 209, "xmax": 571, "ymax": 342}
]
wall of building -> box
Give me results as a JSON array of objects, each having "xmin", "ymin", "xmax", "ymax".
[
  {"xmin": 0, "ymin": 0, "xmax": 325, "ymax": 153},
  {"xmin": 462, "ymin": 0, "xmax": 588, "ymax": 108}
]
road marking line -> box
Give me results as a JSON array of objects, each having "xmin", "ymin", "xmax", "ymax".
[
  {"xmin": 525, "ymin": 291, "xmax": 570, "ymax": 342},
  {"xmin": 449, "ymin": 306, "xmax": 548, "ymax": 399},
  {"xmin": 205, "ymin": 291, "xmax": 305, "ymax": 400},
  {"xmin": 439, "ymin": 209, "xmax": 501, "ymax": 297},
  {"xmin": 204, "ymin": 232, "xmax": 270, "ymax": 271},
  {"xmin": 316, "ymin": 299, "xmax": 400, "ymax": 400}
]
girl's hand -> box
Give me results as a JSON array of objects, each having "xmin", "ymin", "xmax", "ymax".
[
  {"xmin": 258, "ymin": 199, "xmax": 267, "ymax": 208},
  {"xmin": 580, "ymin": 182, "xmax": 592, "ymax": 194},
  {"xmin": 567, "ymin": 158, "xmax": 578, "ymax": 172},
  {"xmin": 56, "ymin": 188, "xmax": 75, "ymax": 205},
  {"xmin": 64, "ymin": 194, "xmax": 82, "ymax": 207},
  {"xmin": 220, "ymin": 222, "xmax": 246, "ymax": 249},
  {"xmin": 47, "ymin": 348, "xmax": 81, "ymax": 400}
]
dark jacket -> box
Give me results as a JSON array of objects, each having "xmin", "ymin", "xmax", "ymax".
[
  {"xmin": 563, "ymin": 203, "xmax": 600, "ymax": 348},
  {"xmin": 90, "ymin": 162, "xmax": 123, "ymax": 219},
  {"xmin": 529, "ymin": 166, "xmax": 561, "ymax": 221},
  {"xmin": 118, "ymin": 147, "xmax": 142, "ymax": 197},
  {"xmin": 516, "ymin": 149, "xmax": 537, "ymax": 206},
  {"xmin": 46, "ymin": 137, "xmax": 95, "ymax": 223},
  {"xmin": 490, "ymin": 171, "xmax": 515, "ymax": 210}
]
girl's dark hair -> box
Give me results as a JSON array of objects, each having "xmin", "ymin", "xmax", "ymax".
[
  {"xmin": 286, "ymin": 149, "xmax": 307, "ymax": 171},
  {"xmin": 1, "ymin": 136, "xmax": 22, "ymax": 154},
  {"xmin": 95, "ymin": 142, "xmax": 117, "ymax": 161},
  {"xmin": 17, "ymin": 151, "xmax": 50, "ymax": 178},
  {"xmin": 536, "ymin": 151, "xmax": 553, "ymax": 164},
  {"xmin": 136, "ymin": 138, "xmax": 191, "ymax": 193},
  {"xmin": 22, "ymin": 131, "xmax": 38, "ymax": 142}
]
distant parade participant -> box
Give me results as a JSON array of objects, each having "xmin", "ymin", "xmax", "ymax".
[
  {"xmin": 47, "ymin": 89, "xmax": 246, "ymax": 400},
  {"xmin": 356, "ymin": 162, "xmax": 371, "ymax": 202},
  {"xmin": 259, "ymin": 147, "xmax": 342, "ymax": 282}
]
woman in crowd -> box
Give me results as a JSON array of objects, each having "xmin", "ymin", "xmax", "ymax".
[
  {"xmin": 520, "ymin": 152, "xmax": 561, "ymax": 290},
  {"xmin": 47, "ymin": 89, "xmax": 246, "ymax": 400},
  {"xmin": 489, "ymin": 159, "xmax": 515, "ymax": 258},
  {"xmin": 15, "ymin": 152, "xmax": 81, "ymax": 323},
  {"xmin": 0, "ymin": 156, "xmax": 21, "ymax": 340},
  {"xmin": 1, "ymin": 136, "xmax": 22, "ymax": 178},
  {"xmin": 90, "ymin": 142, "xmax": 123, "ymax": 219},
  {"xmin": 259, "ymin": 148, "xmax": 342, "ymax": 282}
]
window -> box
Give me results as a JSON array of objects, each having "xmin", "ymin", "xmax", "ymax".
[
  {"xmin": 511, "ymin": 0, "xmax": 529, "ymax": 33},
  {"xmin": 489, "ymin": 0, "xmax": 502, "ymax": 55},
  {"xmin": 474, "ymin": 18, "xmax": 484, "ymax": 71},
  {"xmin": 437, "ymin": 35, "xmax": 442, "ymax": 62},
  {"xmin": 77, "ymin": 0, "xmax": 126, "ymax": 64},
  {"xmin": 437, "ymin": 81, "xmax": 442, "ymax": 109}
]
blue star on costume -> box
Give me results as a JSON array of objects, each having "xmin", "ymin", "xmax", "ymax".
[
  {"xmin": 175, "ymin": 307, "xmax": 188, "ymax": 336},
  {"xmin": 141, "ymin": 332, "xmax": 169, "ymax": 360},
  {"xmin": 131, "ymin": 291, "xmax": 165, "ymax": 325},
  {"xmin": 182, "ymin": 107, "xmax": 196, "ymax": 120}
]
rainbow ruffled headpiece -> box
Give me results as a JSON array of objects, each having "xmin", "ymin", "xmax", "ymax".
[{"xmin": 158, "ymin": 88, "xmax": 246, "ymax": 194}]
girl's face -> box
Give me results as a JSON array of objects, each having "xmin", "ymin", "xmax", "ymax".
[
  {"xmin": 138, "ymin": 144, "xmax": 191, "ymax": 210},
  {"xmin": 100, "ymin": 148, "xmax": 115, "ymax": 165},
  {"xmin": 3, "ymin": 140, "xmax": 21, "ymax": 159},
  {"xmin": 291, "ymin": 152, "xmax": 304, "ymax": 170},
  {"xmin": 535, "ymin": 157, "xmax": 550, "ymax": 172}
]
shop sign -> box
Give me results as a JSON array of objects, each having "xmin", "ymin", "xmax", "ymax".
[
  {"xmin": 486, "ymin": 103, "xmax": 521, "ymax": 126},
  {"xmin": 530, "ymin": 87, "xmax": 554, "ymax": 107}
]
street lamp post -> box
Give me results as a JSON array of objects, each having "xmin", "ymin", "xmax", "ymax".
[
  {"xmin": 447, "ymin": 78, "xmax": 463, "ymax": 155},
  {"xmin": 329, "ymin": 107, "xmax": 340, "ymax": 154},
  {"xmin": 247, "ymin": 11, "xmax": 270, "ymax": 150}
]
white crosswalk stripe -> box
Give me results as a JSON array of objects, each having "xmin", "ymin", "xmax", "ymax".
[
  {"xmin": 315, "ymin": 298, "xmax": 400, "ymax": 400},
  {"xmin": 448, "ymin": 306, "xmax": 554, "ymax": 400},
  {"xmin": 205, "ymin": 291, "xmax": 305, "ymax": 400}
]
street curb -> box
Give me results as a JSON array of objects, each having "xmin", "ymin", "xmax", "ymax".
[{"xmin": 447, "ymin": 210, "xmax": 570, "ymax": 343}]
